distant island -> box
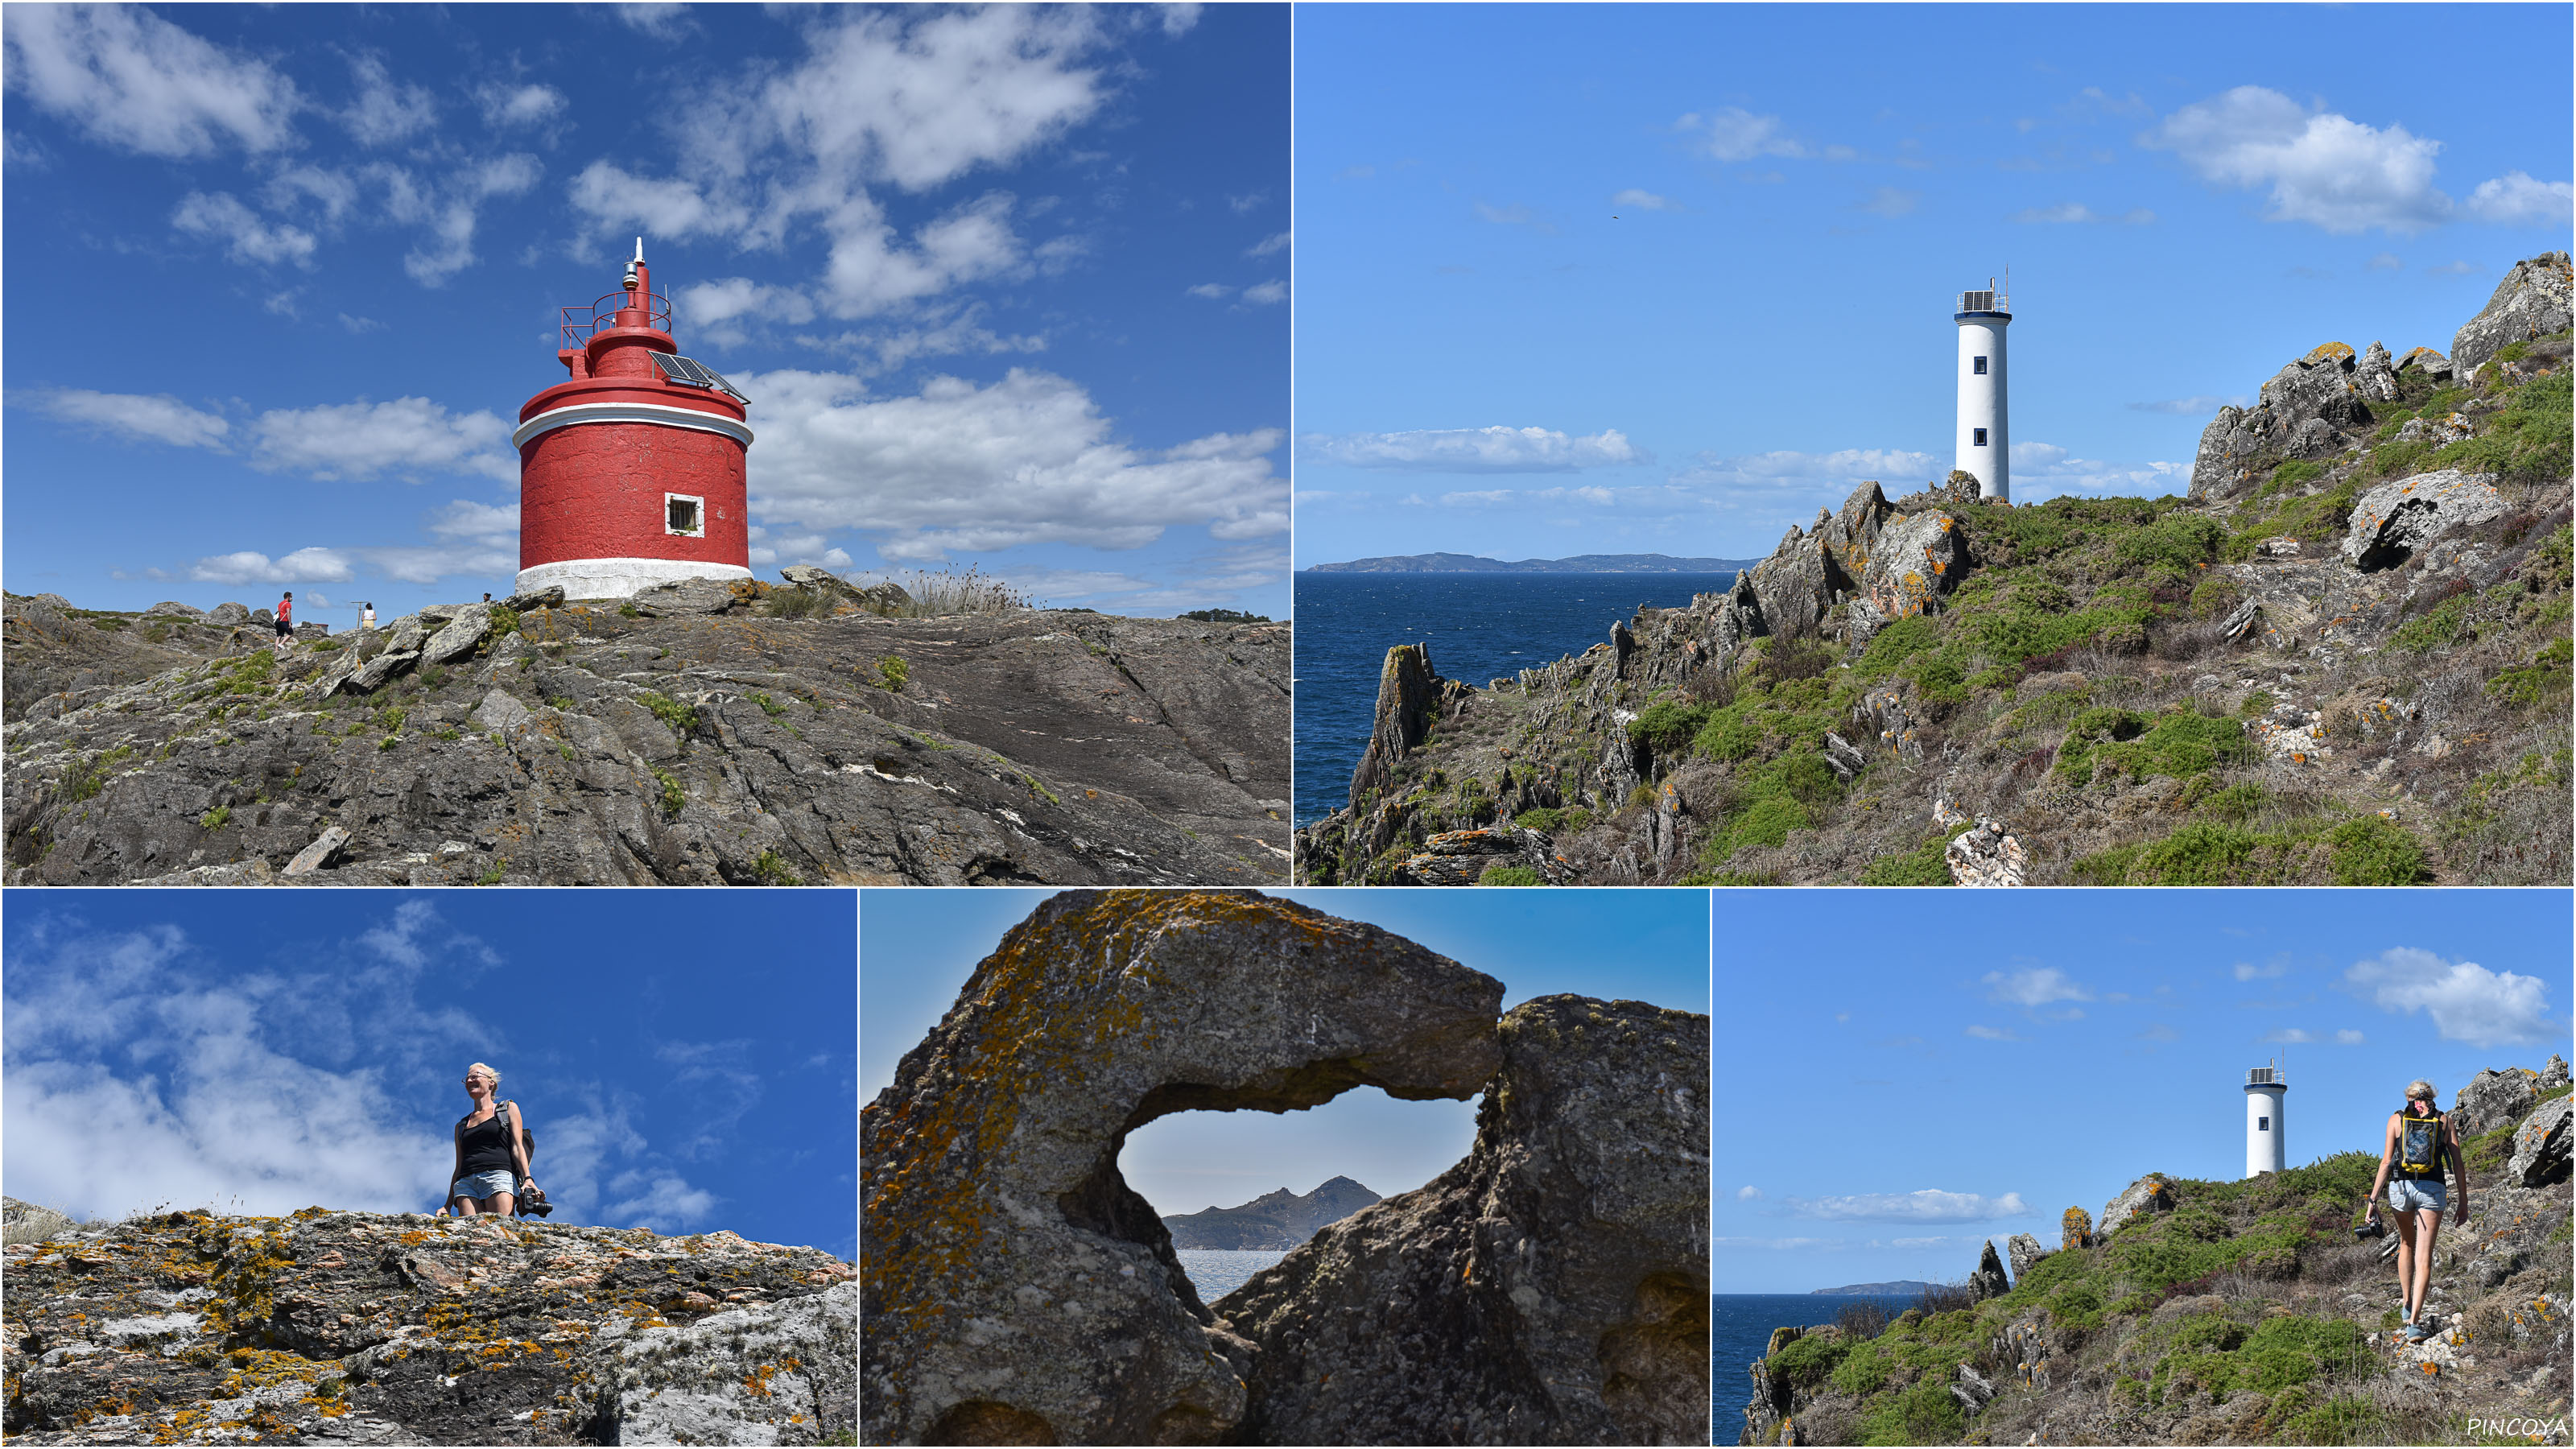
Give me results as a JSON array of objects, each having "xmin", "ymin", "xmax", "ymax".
[
  {"xmin": 1811, "ymin": 1280, "xmax": 1939, "ymax": 1295},
  {"xmin": 1162, "ymin": 1176, "xmax": 1381, "ymax": 1249},
  {"xmin": 1302, "ymin": 551, "xmax": 1760, "ymax": 574}
]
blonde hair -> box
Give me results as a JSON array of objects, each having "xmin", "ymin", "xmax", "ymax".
[
  {"xmin": 2405, "ymin": 1079, "xmax": 2435, "ymax": 1102},
  {"xmin": 467, "ymin": 1062, "xmax": 502, "ymax": 1085}
]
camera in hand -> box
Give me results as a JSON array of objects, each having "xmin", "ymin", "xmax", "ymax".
[
  {"xmin": 520, "ymin": 1186, "xmax": 554, "ymax": 1220},
  {"xmin": 2352, "ymin": 1217, "xmax": 2386, "ymax": 1241}
]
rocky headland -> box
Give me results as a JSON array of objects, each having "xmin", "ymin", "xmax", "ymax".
[
  {"xmin": 1161, "ymin": 1177, "xmax": 1380, "ymax": 1251},
  {"xmin": 0, "ymin": 1201, "xmax": 854, "ymax": 1444},
  {"xmin": 1297, "ymin": 252, "xmax": 2573, "ymax": 886},
  {"xmin": 859, "ymin": 889, "xmax": 1711, "ymax": 1445},
  {"xmin": 3, "ymin": 571, "xmax": 1289, "ymax": 886},
  {"xmin": 1736, "ymin": 1057, "xmax": 2573, "ymax": 1445}
]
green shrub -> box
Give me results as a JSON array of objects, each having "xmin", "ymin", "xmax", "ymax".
[
  {"xmin": 1913, "ymin": 656, "xmax": 1967, "ymax": 704},
  {"xmin": 199, "ymin": 805, "xmax": 231, "ymax": 831},
  {"xmin": 752, "ymin": 691, "xmax": 789, "ymax": 717},
  {"xmin": 2188, "ymin": 574, "xmax": 2241, "ymax": 620},
  {"xmin": 1859, "ymin": 833, "xmax": 1955, "ymax": 886},
  {"xmin": 1858, "ymin": 614, "xmax": 1942, "ymax": 674},
  {"xmin": 2327, "ymin": 815, "xmax": 2432, "ymax": 885},
  {"xmin": 2487, "ymin": 637, "xmax": 2573, "ymax": 708},
  {"xmin": 1513, "ymin": 807, "xmax": 1565, "ymax": 833},
  {"xmin": 1693, "ymin": 706, "xmax": 1764, "ymax": 762},
  {"xmin": 2112, "ymin": 511, "xmax": 2227, "ymax": 573},
  {"xmin": 487, "ymin": 605, "xmax": 519, "ymax": 640},
  {"xmin": 1475, "ymin": 864, "xmax": 1542, "ymax": 886},
  {"xmin": 477, "ymin": 857, "xmax": 507, "ymax": 886},
  {"xmin": 1698, "ymin": 795, "xmax": 1807, "ymax": 865},
  {"xmin": 59, "ymin": 745, "xmax": 134, "ymax": 803},
  {"xmin": 1628, "ymin": 698, "xmax": 1709, "ymax": 757},
  {"xmin": 2390, "ymin": 591, "xmax": 2475, "ymax": 652},
  {"xmin": 654, "ymin": 768, "xmax": 685, "ymax": 815},
  {"xmin": 877, "ymin": 655, "xmax": 910, "ymax": 691},
  {"xmin": 638, "ymin": 691, "xmax": 700, "ymax": 734},
  {"xmin": 1767, "ymin": 1330, "xmax": 1855, "ymax": 1389},
  {"xmin": 750, "ymin": 849, "xmax": 802, "ymax": 886}
]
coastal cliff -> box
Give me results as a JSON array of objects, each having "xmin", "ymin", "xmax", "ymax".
[
  {"xmin": 0, "ymin": 1203, "xmax": 854, "ymax": 1445},
  {"xmin": 1296, "ymin": 253, "xmax": 2573, "ymax": 887},
  {"xmin": 1734, "ymin": 1058, "xmax": 2573, "ymax": 1445},
  {"xmin": 1162, "ymin": 1177, "xmax": 1380, "ymax": 1250},
  {"xmin": 4, "ymin": 573, "xmax": 1289, "ymax": 886},
  {"xmin": 859, "ymin": 890, "xmax": 1711, "ymax": 1445}
]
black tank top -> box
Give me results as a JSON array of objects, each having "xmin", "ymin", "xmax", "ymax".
[{"xmin": 459, "ymin": 1104, "xmax": 517, "ymax": 1177}]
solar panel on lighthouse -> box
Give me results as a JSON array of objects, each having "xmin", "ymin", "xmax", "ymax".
[{"xmin": 650, "ymin": 353, "xmax": 751, "ymax": 403}]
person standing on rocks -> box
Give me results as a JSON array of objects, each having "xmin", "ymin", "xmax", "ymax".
[
  {"xmin": 274, "ymin": 592, "xmax": 295, "ymax": 650},
  {"xmin": 448, "ymin": 1062, "xmax": 539, "ymax": 1220},
  {"xmin": 361, "ymin": 601, "xmax": 375, "ymax": 631},
  {"xmin": 2363, "ymin": 1078, "xmax": 2468, "ymax": 1343}
]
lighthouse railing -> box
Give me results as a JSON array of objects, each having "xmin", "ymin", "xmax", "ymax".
[
  {"xmin": 560, "ymin": 288, "xmax": 674, "ymax": 350},
  {"xmin": 2246, "ymin": 1067, "xmax": 2284, "ymax": 1086}
]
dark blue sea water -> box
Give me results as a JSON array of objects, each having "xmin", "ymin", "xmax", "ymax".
[
  {"xmin": 1710, "ymin": 1294, "xmax": 1922, "ymax": 1439},
  {"xmin": 1291, "ymin": 572, "xmax": 1739, "ymax": 828},
  {"xmin": 1175, "ymin": 1248, "xmax": 1286, "ymax": 1300}
]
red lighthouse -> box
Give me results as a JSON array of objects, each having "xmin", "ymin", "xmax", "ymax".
[{"xmin": 514, "ymin": 239, "xmax": 754, "ymax": 599}]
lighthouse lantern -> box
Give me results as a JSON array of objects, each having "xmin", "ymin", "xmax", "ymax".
[{"xmin": 514, "ymin": 240, "xmax": 755, "ymax": 600}]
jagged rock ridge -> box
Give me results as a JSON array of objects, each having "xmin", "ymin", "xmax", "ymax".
[
  {"xmin": 5, "ymin": 579, "xmax": 1289, "ymax": 886},
  {"xmin": 860, "ymin": 890, "xmax": 1711, "ymax": 1445},
  {"xmin": 1296, "ymin": 253, "xmax": 2573, "ymax": 887},
  {"xmin": 0, "ymin": 1206, "xmax": 853, "ymax": 1445},
  {"xmin": 1162, "ymin": 1177, "xmax": 1381, "ymax": 1250}
]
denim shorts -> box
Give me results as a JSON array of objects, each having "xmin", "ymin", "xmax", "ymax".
[
  {"xmin": 450, "ymin": 1169, "xmax": 521, "ymax": 1204},
  {"xmin": 2388, "ymin": 1178, "xmax": 2447, "ymax": 1212}
]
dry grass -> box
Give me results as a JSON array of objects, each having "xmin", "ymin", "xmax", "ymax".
[{"xmin": 875, "ymin": 564, "xmax": 1036, "ymax": 618}]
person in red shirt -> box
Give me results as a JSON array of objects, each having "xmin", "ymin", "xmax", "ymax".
[{"xmin": 275, "ymin": 592, "xmax": 295, "ymax": 650}]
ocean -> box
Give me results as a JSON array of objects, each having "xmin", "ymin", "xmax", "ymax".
[
  {"xmin": 1175, "ymin": 1248, "xmax": 1287, "ymax": 1301},
  {"xmin": 1709, "ymin": 1294, "xmax": 1922, "ymax": 1437},
  {"xmin": 1291, "ymin": 572, "xmax": 1740, "ymax": 828}
]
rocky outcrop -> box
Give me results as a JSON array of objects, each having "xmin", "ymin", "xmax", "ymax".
[
  {"xmin": 1221, "ymin": 995, "xmax": 1712, "ymax": 1447},
  {"xmin": 860, "ymin": 890, "xmax": 1507, "ymax": 1445},
  {"xmin": 0, "ymin": 1206, "xmax": 852, "ymax": 1445},
  {"xmin": 1162, "ymin": 1178, "xmax": 1381, "ymax": 1251},
  {"xmin": 1944, "ymin": 817, "xmax": 2027, "ymax": 886},
  {"xmin": 2059, "ymin": 1207, "xmax": 2091, "ymax": 1251},
  {"xmin": 2451, "ymin": 250, "xmax": 2574, "ymax": 377},
  {"xmin": 2507, "ymin": 1096, "xmax": 2571, "ymax": 1187},
  {"xmin": 2340, "ymin": 469, "xmax": 2508, "ymax": 571},
  {"xmin": 2095, "ymin": 1175, "xmax": 2174, "ymax": 1240},
  {"xmin": 2190, "ymin": 341, "xmax": 2383, "ymax": 499},
  {"xmin": 1966, "ymin": 1241, "xmax": 2010, "ymax": 1301},
  {"xmin": 860, "ymin": 891, "xmax": 1709, "ymax": 1446},
  {"xmin": 2004, "ymin": 1233, "xmax": 2046, "ymax": 1283},
  {"xmin": 4, "ymin": 595, "xmax": 1289, "ymax": 886},
  {"xmin": 1348, "ymin": 643, "xmax": 1457, "ymax": 809},
  {"xmin": 1393, "ymin": 825, "xmax": 1575, "ymax": 886},
  {"xmin": 2451, "ymin": 1065, "xmax": 2547, "ymax": 1138}
]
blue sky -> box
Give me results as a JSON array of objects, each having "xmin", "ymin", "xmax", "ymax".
[
  {"xmin": 2, "ymin": 894, "xmax": 857, "ymax": 1258},
  {"xmin": 1712, "ymin": 889, "xmax": 2570, "ymax": 1294},
  {"xmin": 861, "ymin": 888, "xmax": 1709, "ymax": 1216},
  {"xmin": 1292, "ymin": 3, "xmax": 2574, "ymax": 568},
  {"xmin": 3, "ymin": 3, "xmax": 1286, "ymax": 621}
]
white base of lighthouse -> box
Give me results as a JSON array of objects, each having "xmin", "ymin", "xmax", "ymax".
[{"xmin": 517, "ymin": 558, "xmax": 755, "ymax": 601}]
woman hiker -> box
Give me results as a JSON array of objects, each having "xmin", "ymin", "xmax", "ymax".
[
  {"xmin": 447, "ymin": 1062, "xmax": 541, "ymax": 1220},
  {"xmin": 2363, "ymin": 1078, "xmax": 2469, "ymax": 1342}
]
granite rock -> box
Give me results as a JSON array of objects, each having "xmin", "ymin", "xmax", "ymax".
[
  {"xmin": 1221, "ymin": 993, "xmax": 1711, "ymax": 1446},
  {"xmin": 2340, "ymin": 469, "xmax": 2508, "ymax": 570},
  {"xmin": 2005, "ymin": 1232, "xmax": 2046, "ymax": 1284},
  {"xmin": 2452, "ymin": 1066, "xmax": 2544, "ymax": 1139},
  {"xmin": 2097, "ymin": 1175, "xmax": 2175, "ymax": 1240},
  {"xmin": 2451, "ymin": 251, "xmax": 2574, "ymax": 377},
  {"xmin": 1967, "ymin": 1240, "xmax": 2010, "ymax": 1301},
  {"xmin": 2507, "ymin": 1096, "xmax": 2572, "ymax": 1187},
  {"xmin": 860, "ymin": 890, "xmax": 1506, "ymax": 1445}
]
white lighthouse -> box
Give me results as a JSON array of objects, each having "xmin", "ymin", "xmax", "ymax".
[
  {"xmin": 1955, "ymin": 279, "xmax": 2012, "ymax": 502},
  {"xmin": 2244, "ymin": 1064, "xmax": 2287, "ymax": 1178}
]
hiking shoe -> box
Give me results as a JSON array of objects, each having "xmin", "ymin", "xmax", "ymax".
[{"xmin": 2404, "ymin": 1321, "xmax": 2436, "ymax": 1343}]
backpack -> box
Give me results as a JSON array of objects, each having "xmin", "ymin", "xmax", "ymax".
[{"xmin": 2397, "ymin": 1108, "xmax": 2442, "ymax": 1176}]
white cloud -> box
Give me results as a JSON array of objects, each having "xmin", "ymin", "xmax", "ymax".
[
  {"xmin": 605, "ymin": 1170, "xmax": 719, "ymax": 1232},
  {"xmin": 265, "ymin": 165, "xmax": 361, "ymax": 226},
  {"xmin": 2344, "ymin": 947, "xmax": 2557, "ymax": 1047},
  {"xmin": 2142, "ymin": 87, "xmax": 2450, "ymax": 234},
  {"xmin": 1227, "ymin": 189, "xmax": 1269, "ymax": 214},
  {"xmin": 1737, "ymin": 1185, "xmax": 1762, "ymax": 1200},
  {"xmin": 1669, "ymin": 447, "xmax": 1938, "ymax": 493},
  {"xmin": 1856, "ymin": 187, "xmax": 1918, "ymax": 218},
  {"xmin": 1, "ymin": 3, "xmax": 300, "ymax": 159},
  {"xmin": 171, "ymin": 191, "xmax": 316, "ymax": 267},
  {"xmin": 1984, "ymin": 967, "xmax": 2091, "ymax": 1007},
  {"xmin": 2335, "ymin": 1029, "xmax": 2366, "ymax": 1045},
  {"xmin": 32, "ymin": 389, "xmax": 229, "ymax": 449},
  {"xmin": 1785, "ymin": 1189, "xmax": 2030, "ymax": 1224},
  {"xmin": 249, "ymin": 398, "xmax": 516, "ymax": 483},
  {"xmin": 738, "ymin": 366, "xmax": 1283, "ymax": 559},
  {"xmin": 2465, "ymin": 171, "xmax": 2574, "ymax": 225},
  {"xmin": 378, "ymin": 153, "xmax": 543, "ymax": 285},
  {"xmin": 1246, "ymin": 230, "xmax": 1290, "ymax": 257},
  {"xmin": 2366, "ymin": 252, "xmax": 2405, "ymax": 271},
  {"xmin": 1298, "ymin": 426, "xmax": 1650, "ymax": 474},
  {"xmin": 1679, "ymin": 106, "xmax": 1814, "ymax": 163},
  {"xmin": 1187, "ymin": 282, "xmax": 1233, "ymax": 300},
  {"xmin": 2234, "ymin": 957, "xmax": 2293, "ymax": 981},
  {"xmin": 339, "ymin": 313, "xmax": 384, "ymax": 334},
  {"xmin": 2011, "ymin": 202, "xmax": 2154, "ymax": 225},
  {"xmin": 351, "ymin": 499, "xmax": 520, "ymax": 584},
  {"xmin": 1241, "ymin": 279, "xmax": 1286, "ymax": 305},
  {"xmin": 568, "ymin": 8, "xmax": 1115, "ymax": 316},
  {"xmin": 2264, "ymin": 1028, "xmax": 2317, "ymax": 1044},
  {"xmin": 1612, "ymin": 188, "xmax": 1677, "ymax": 212},
  {"xmin": 2008, "ymin": 441, "xmax": 2187, "ymax": 497},
  {"xmin": 614, "ymin": 3, "xmax": 696, "ymax": 41},
  {"xmin": 476, "ymin": 81, "xmax": 567, "ymax": 130},
  {"xmin": 796, "ymin": 303, "xmax": 1047, "ymax": 376},
  {"xmin": 188, "ymin": 548, "xmax": 355, "ymax": 585},
  {"xmin": 676, "ymin": 276, "xmax": 819, "ymax": 346},
  {"xmin": 1963, "ymin": 1025, "xmax": 2021, "ymax": 1041},
  {"xmin": 338, "ymin": 54, "xmax": 436, "ymax": 147}
]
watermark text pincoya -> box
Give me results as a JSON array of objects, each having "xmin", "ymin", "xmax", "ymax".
[{"xmin": 2463, "ymin": 1415, "xmax": 2570, "ymax": 1441}]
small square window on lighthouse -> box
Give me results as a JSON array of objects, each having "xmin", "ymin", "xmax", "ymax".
[
  {"xmin": 1973, "ymin": 356, "xmax": 1988, "ymax": 375},
  {"xmin": 1972, "ymin": 427, "xmax": 1988, "ymax": 447},
  {"xmin": 2258, "ymin": 1117, "xmax": 2271, "ymax": 1130},
  {"xmin": 665, "ymin": 493, "xmax": 705, "ymax": 537}
]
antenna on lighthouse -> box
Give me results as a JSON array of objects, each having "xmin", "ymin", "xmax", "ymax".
[
  {"xmin": 625, "ymin": 237, "xmax": 642, "ymax": 290},
  {"xmin": 634, "ymin": 237, "xmax": 645, "ymax": 264}
]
